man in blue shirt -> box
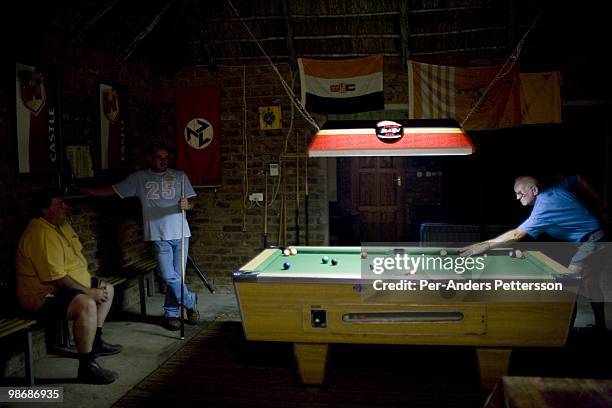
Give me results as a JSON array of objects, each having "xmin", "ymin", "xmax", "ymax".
[
  {"xmin": 462, "ymin": 175, "xmax": 608, "ymax": 332},
  {"xmin": 84, "ymin": 143, "xmax": 199, "ymax": 331}
]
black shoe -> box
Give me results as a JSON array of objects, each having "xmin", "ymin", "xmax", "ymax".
[
  {"xmin": 186, "ymin": 294, "xmax": 200, "ymax": 325},
  {"xmin": 78, "ymin": 360, "xmax": 119, "ymax": 384},
  {"xmin": 163, "ymin": 316, "xmax": 181, "ymax": 331},
  {"xmin": 92, "ymin": 340, "xmax": 123, "ymax": 357}
]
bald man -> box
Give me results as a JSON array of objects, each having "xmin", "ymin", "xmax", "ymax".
[{"xmin": 461, "ymin": 175, "xmax": 608, "ymax": 332}]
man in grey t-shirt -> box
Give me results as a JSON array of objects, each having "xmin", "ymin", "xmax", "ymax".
[{"xmin": 84, "ymin": 143, "xmax": 199, "ymax": 331}]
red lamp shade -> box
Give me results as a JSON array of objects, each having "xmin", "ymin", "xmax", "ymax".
[{"xmin": 308, "ymin": 119, "xmax": 475, "ymax": 157}]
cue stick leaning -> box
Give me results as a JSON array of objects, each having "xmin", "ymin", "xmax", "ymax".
[
  {"xmin": 277, "ymin": 162, "xmax": 283, "ymax": 246},
  {"xmin": 304, "ymin": 150, "xmax": 309, "ymax": 245},
  {"xmin": 180, "ymin": 175, "xmax": 185, "ymax": 340},
  {"xmin": 295, "ymin": 135, "xmax": 300, "ymax": 245},
  {"xmin": 264, "ymin": 172, "xmax": 268, "ymax": 249},
  {"xmin": 187, "ymin": 254, "xmax": 215, "ymax": 294}
]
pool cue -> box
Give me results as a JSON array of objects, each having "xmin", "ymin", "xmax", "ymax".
[
  {"xmin": 277, "ymin": 163, "xmax": 284, "ymax": 246},
  {"xmin": 283, "ymin": 166, "xmax": 287, "ymax": 246},
  {"xmin": 304, "ymin": 154, "xmax": 309, "ymax": 245},
  {"xmin": 187, "ymin": 255, "xmax": 215, "ymax": 294},
  {"xmin": 180, "ymin": 175, "xmax": 185, "ymax": 340},
  {"xmin": 264, "ymin": 172, "xmax": 268, "ymax": 249},
  {"xmin": 295, "ymin": 134, "xmax": 300, "ymax": 245}
]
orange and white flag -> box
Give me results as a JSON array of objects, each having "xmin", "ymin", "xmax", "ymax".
[
  {"xmin": 408, "ymin": 60, "xmax": 522, "ymax": 130},
  {"xmin": 519, "ymin": 71, "xmax": 562, "ymax": 125}
]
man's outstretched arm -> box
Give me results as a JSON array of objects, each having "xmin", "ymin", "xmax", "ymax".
[
  {"xmin": 460, "ymin": 228, "xmax": 527, "ymax": 256},
  {"xmin": 81, "ymin": 186, "xmax": 117, "ymax": 197}
]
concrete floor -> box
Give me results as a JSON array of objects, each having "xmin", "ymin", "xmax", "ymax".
[
  {"xmin": 5, "ymin": 288, "xmax": 238, "ymax": 408},
  {"xmin": 4, "ymin": 287, "xmax": 611, "ymax": 408}
]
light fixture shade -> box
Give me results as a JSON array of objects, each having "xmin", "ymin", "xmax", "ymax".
[{"xmin": 307, "ymin": 119, "xmax": 475, "ymax": 157}]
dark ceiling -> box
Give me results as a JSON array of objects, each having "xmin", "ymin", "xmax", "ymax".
[{"xmin": 4, "ymin": 0, "xmax": 611, "ymax": 100}]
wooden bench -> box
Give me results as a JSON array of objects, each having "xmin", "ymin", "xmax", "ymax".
[
  {"xmin": 115, "ymin": 257, "xmax": 157, "ymax": 316},
  {"xmin": 0, "ymin": 317, "xmax": 37, "ymax": 386}
]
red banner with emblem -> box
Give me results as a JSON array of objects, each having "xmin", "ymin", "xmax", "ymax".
[
  {"xmin": 176, "ymin": 85, "xmax": 221, "ymax": 185},
  {"xmin": 99, "ymin": 83, "xmax": 127, "ymax": 169},
  {"xmin": 15, "ymin": 63, "xmax": 60, "ymax": 173}
]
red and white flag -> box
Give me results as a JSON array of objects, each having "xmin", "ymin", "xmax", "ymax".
[
  {"xmin": 298, "ymin": 55, "xmax": 384, "ymax": 114},
  {"xmin": 15, "ymin": 63, "xmax": 60, "ymax": 173},
  {"xmin": 99, "ymin": 83, "xmax": 127, "ymax": 169},
  {"xmin": 176, "ymin": 85, "xmax": 221, "ymax": 185}
]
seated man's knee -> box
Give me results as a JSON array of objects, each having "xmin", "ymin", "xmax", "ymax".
[{"xmin": 68, "ymin": 294, "xmax": 97, "ymax": 320}]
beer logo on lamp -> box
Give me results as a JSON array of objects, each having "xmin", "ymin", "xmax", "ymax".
[
  {"xmin": 184, "ymin": 117, "xmax": 213, "ymax": 149},
  {"xmin": 376, "ymin": 120, "xmax": 403, "ymax": 141}
]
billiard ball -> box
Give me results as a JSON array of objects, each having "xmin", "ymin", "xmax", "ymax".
[
  {"xmin": 283, "ymin": 248, "xmax": 291, "ymax": 256},
  {"xmin": 290, "ymin": 247, "xmax": 298, "ymax": 255},
  {"xmin": 331, "ymin": 258, "xmax": 338, "ymax": 266},
  {"xmin": 439, "ymin": 249, "xmax": 448, "ymax": 256},
  {"xmin": 514, "ymin": 249, "xmax": 524, "ymax": 259},
  {"xmin": 322, "ymin": 256, "xmax": 329, "ymax": 264},
  {"xmin": 283, "ymin": 261, "xmax": 291, "ymax": 270},
  {"xmin": 509, "ymin": 250, "xmax": 515, "ymax": 258},
  {"xmin": 360, "ymin": 251, "xmax": 368, "ymax": 259}
]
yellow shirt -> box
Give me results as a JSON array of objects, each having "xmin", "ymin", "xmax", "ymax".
[{"xmin": 16, "ymin": 218, "xmax": 91, "ymax": 311}]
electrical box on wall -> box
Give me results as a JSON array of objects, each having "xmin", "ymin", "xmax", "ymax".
[{"xmin": 269, "ymin": 163, "xmax": 279, "ymax": 176}]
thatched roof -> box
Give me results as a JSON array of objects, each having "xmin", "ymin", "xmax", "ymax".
[{"xmin": 4, "ymin": 0, "xmax": 610, "ymax": 99}]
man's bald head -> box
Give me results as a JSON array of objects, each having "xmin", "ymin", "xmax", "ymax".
[
  {"xmin": 514, "ymin": 176, "xmax": 539, "ymax": 206},
  {"xmin": 514, "ymin": 176, "xmax": 539, "ymax": 188}
]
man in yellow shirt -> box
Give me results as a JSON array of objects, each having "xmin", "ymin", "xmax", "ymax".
[{"xmin": 16, "ymin": 189, "xmax": 122, "ymax": 384}]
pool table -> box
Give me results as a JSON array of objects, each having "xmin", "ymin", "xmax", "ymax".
[{"xmin": 233, "ymin": 246, "xmax": 575, "ymax": 389}]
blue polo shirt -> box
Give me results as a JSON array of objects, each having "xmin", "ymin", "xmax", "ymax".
[{"xmin": 518, "ymin": 177, "xmax": 601, "ymax": 242}]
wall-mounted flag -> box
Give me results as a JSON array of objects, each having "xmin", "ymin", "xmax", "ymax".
[
  {"xmin": 99, "ymin": 83, "xmax": 128, "ymax": 170},
  {"xmin": 176, "ymin": 85, "xmax": 222, "ymax": 185},
  {"xmin": 298, "ymin": 55, "xmax": 384, "ymax": 114},
  {"xmin": 15, "ymin": 63, "xmax": 60, "ymax": 173}
]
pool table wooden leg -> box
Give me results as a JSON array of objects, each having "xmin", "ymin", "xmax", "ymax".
[
  {"xmin": 293, "ymin": 343, "xmax": 329, "ymax": 385},
  {"xmin": 476, "ymin": 347, "xmax": 512, "ymax": 389}
]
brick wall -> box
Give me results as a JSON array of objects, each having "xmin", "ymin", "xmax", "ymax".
[
  {"xmin": 165, "ymin": 64, "xmax": 329, "ymax": 288},
  {"xmin": 0, "ymin": 32, "xmax": 155, "ymax": 305},
  {"xmin": 1, "ymin": 32, "xmax": 334, "ymax": 302},
  {"xmin": 1, "ymin": 31, "xmax": 418, "ymax": 301}
]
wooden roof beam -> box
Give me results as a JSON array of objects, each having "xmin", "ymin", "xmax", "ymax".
[
  {"xmin": 279, "ymin": 0, "xmax": 297, "ymax": 69},
  {"xmin": 120, "ymin": 0, "xmax": 176, "ymax": 62},
  {"xmin": 73, "ymin": 0, "xmax": 121, "ymax": 44},
  {"xmin": 400, "ymin": 0, "xmax": 410, "ymax": 66}
]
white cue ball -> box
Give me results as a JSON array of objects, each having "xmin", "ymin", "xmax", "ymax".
[
  {"xmin": 290, "ymin": 247, "xmax": 298, "ymax": 255},
  {"xmin": 283, "ymin": 249, "xmax": 291, "ymax": 256},
  {"xmin": 514, "ymin": 249, "xmax": 523, "ymax": 259},
  {"xmin": 439, "ymin": 249, "xmax": 448, "ymax": 256}
]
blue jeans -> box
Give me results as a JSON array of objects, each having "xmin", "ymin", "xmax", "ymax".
[{"xmin": 152, "ymin": 239, "xmax": 196, "ymax": 318}]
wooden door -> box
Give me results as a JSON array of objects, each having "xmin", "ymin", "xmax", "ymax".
[{"xmin": 351, "ymin": 157, "xmax": 406, "ymax": 242}]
